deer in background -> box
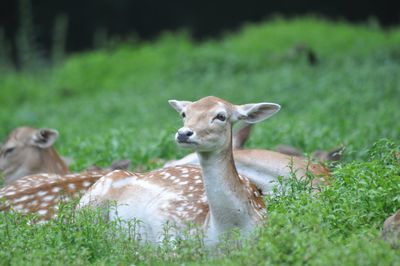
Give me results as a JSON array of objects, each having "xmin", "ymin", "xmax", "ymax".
[
  {"xmin": 0, "ymin": 127, "xmax": 130, "ymax": 220},
  {"xmin": 0, "ymin": 127, "xmax": 69, "ymax": 185},
  {"xmin": 382, "ymin": 209, "xmax": 400, "ymax": 248},
  {"xmin": 0, "ymin": 127, "xmax": 131, "ymax": 185},
  {"xmin": 79, "ymin": 96, "xmax": 277, "ymax": 244},
  {"xmin": 0, "ymin": 171, "xmax": 108, "ymax": 220}
]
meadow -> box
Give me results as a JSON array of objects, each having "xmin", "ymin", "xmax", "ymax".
[{"xmin": 0, "ymin": 17, "xmax": 399, "ymax": 265}]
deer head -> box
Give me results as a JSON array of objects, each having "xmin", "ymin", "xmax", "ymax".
[
  {"xmin": 169, "ymin": 96, "xmax": 280, "ymax": 154},
  {"xmin": 0, "ymin": 127, "xmax": 69, "ymax": 185}
]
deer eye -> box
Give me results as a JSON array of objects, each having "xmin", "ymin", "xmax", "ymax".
[
  {"xmin": 215, "ymin": 113, "xmax": 226, "ymax": 122},
  {"xmin": 3, "ymin": 147, "xmax": 15, "ymax": 156},
  {"xmin": 181, "ymin": 112, "xmax": 186, "ymax": 118}
]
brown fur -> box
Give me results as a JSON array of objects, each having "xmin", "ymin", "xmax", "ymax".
[
  {"xmin": 232, "ymin": 149, "xmax": 331, "ymax": 186},
  {"xmin": 275, "ymin": 144, "xmax": 344, "ymax": 163}
]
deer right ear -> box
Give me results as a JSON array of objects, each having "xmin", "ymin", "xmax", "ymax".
[
  {"xmin": 168, "ymin": 100, "xmax": 192, "ymax": 113},
  {"xmin": 31, "ymin": 128, "xmax": 59, "ymax": 149},
  {"xmin": 233, "ymin": 102, "xmax": 281, "ymax": 123}
]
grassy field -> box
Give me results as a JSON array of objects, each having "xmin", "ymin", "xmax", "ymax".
[{"xmin": 0, "ymin": 17, "xmax": 399, "ymax": 265}]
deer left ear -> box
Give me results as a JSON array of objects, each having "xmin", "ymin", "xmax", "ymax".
[
  {"xmin": 168, "ymin": 100, "xmax": 192, "ymax": 113},
  {"xmin": 233, "ymin": 103, "xmax": 281, "ymax": 123},
  {"xmin": 31, "ymin": 128, "xmax": 59, "ymax": 149}
]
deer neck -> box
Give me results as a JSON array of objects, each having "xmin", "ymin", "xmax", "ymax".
[
  {"xmin": 38, "ymin": 148, "xmax": 69, "ymax": 175},
  {"xmin": 197, "ymin": 133, "xmax": 256, "ymax": 240}
]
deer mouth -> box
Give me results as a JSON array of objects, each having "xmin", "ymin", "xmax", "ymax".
[{"xmin": 177, "ymin": 139, "xmax": 198, "ymax": 146}]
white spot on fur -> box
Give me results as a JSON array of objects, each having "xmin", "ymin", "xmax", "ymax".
[
  {"xmin": 161, "ymin": 172, "xmax": 171, "ymax": 179},
  {"xmin": 13, "ymin": 195, "xmax": 30, "ymax": 203},
  {"xmin": 200, "ymin": 194, "xmax": 207, "ymax": 202},
  {"xmin": 40, "ymin": 201, "xmax": 50, "ymax": 207},
  {"xmin": 181, "ymin": 168, "xmax": 189, "ymax": 174},
  {"xmin": 68, "ymin": 183, "xmax": 76, "ymax": 190},
  {"xmin": 37, "ymin": 191, "xmax": 48, "ymax": 197},
  {"xmin": 82, "ymin": 181, "xmax": 92, "ymax": 187},
  {"xmin": 5, "ymin": 191, "xmax": 16, "ymax": 196},
  {"xmin": 112, "ymin": 177, "xmax": 135, "ymax": 189},
  {"xmin": 29, "ymin": 200, "xmax": 39, "ymax": 206},
  {"xmin": 52, "ymin": 187, "xmax": 61, "ymax": 193},
  {"xmin": 43, "ymin": 195, "xmax": 56, "ymax": 202},
  {"xmin": 38, "ymin": 209, "xmax": 48, "ymax": 215}
]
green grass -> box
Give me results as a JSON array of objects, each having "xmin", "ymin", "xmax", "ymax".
[{"xmin": 0, "ymin": 17, "xmax": 400, "ymax": 265}]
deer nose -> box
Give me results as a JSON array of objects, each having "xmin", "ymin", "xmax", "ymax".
[{"xmin": 177, "ymin": 128, "xmax": 194, "ymax": 142}]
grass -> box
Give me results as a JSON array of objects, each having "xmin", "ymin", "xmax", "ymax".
[{"xmin": 0, "ymin": 17, "xmax": 399, "ymax": 265}]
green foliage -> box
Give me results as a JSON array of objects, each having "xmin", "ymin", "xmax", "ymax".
[{"xmin": 0, "ymin": 17, "xmax": 399, "ymax": 265}]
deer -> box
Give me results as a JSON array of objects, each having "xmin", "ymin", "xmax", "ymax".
[
  {"xmin": 0, "ymin": 127, "xmax": 130, "ymax": 221},
  {"xmin": 382, "ymin": 209, "xmax": 400, "ymax": 248},
  {"xmin": 0, "ymin": 127, "xmax": 69, "ymax": 185},
  {"xmin": 0, "ymin": 127, "xmax": 131, "ymax": 186},
  {"xmin": 78, "ymin": 96, "xmax": 279, "ymax": 245}
]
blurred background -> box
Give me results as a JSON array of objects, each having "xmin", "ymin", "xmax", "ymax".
[{"xmin": 0, "ymin": 0, "xmax": 398, "ymax": 68}]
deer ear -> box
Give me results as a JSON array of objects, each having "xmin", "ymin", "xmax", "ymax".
[
  {"xmin": 232, "ymin": 122, "xmax": 252, "ymax": 149},
  {"xmin": 168, "ymin": 100, "xmax": 192, "ymax": 113},
  {"xmin": 31, "ymin": 128, "xmax": 59, "ymax": 148},
  {"xmin": 233, "ymin": 103, "xmax": 280, "ymax": 123},
  {"xmin": 395, "ymin": 210, "xmax": 400, "ymax": 222}
]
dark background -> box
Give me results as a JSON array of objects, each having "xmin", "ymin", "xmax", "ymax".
[{"xmin": 0, "ymin": 0, "xmax": 398, "ymax": 53}]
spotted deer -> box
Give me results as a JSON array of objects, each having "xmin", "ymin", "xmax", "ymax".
[
  {"xmin": 0, "ymin": 127, "xmax": 69, "ymax": 185},
  {"xmin": 0, "ymin": 127, "xmax": 129, "ymax": 221},
  {"xmin": 79, "ymin": 96, "xmax": 277, "ymax": 244}
]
